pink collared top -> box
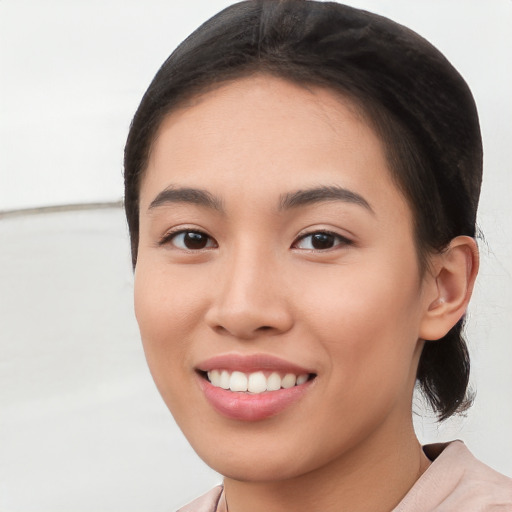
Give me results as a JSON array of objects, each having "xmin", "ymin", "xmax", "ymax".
[{"xmin": 178, "ymin": 441, "xmax": 512, "ymax": 512}]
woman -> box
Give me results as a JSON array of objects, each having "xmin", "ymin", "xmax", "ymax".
[{"xmin": 124, "ymin": 1, "xmax": 512, "ymax": 510}]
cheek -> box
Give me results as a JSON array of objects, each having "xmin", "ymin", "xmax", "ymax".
[
  {"xmin": 133, "ymin": 263, "xmax": 214, "ymax": 428},
  {"xmin": 299, "ymin": 255, "xmax": 423, "ymax": 386},
  {"xmin": 133, "ymin": 264, "xmax": 203, "ymax": 381}
]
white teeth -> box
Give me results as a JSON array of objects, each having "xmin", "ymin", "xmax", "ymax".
[
  {"xmin": 208, "ymin": 370, "xmax": 221, "ymax": 387},
  {"xmin": 281, "ymin": 373, "xmax": 297, "ymax": 389},
  {"xmin": 296, "ymin": 374, "xmax": 309, "ymax": 385},
  {"xmin": 207, "ymin": 370, "xmax": 311, "ymax": 393},
  {"xmin": 248, "ymin": 371, "xmax": 267, "ymax": 393},
  {"xmin": 267, "ymin": 372, "xmax": 282, "ymax": 391},
  {"xmin": 219, "ymin": 370, "xmax": 230, "ymax": 389},
  {"xmin": 229, "ymin": 371, "xmax": 248, "ymax": 392}
]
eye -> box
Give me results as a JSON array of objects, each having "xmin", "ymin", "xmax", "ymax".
[
  {"xmin": 294, "ymin": 231, "xmax": 351, "ymax": 251},
  {"xmin": 161, "ymin": 230, "xmax": 217, "ymax": 250}
]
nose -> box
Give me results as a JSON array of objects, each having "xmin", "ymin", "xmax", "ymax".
[{"xmin": 204, "ymin": 248, "xmax": 294, "ymax": 340}]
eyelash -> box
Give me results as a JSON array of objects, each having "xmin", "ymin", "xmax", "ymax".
[
  {"xmin": 158, "ymin": 229, "xmax": 217, "ymax": 250},
  {"xmin": 293, "ymin": 230, "xmax": 353, "ymax": 251},
  {"xmin": 159, "ymin": 228, "xmax": 353, "ymax": 252}
]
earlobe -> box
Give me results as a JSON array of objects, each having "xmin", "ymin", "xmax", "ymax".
[{"xmin": 419, "ymin": 236, "xmax": 479, "ymax": 341}]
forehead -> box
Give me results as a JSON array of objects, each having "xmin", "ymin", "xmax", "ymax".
[
  {"xmin": 149, "ymin": 75, "xmax": 368, "ymax": 156},
  {"xmin": 141, "ymin": 75, "xmax": 407, "ymax": 218}
]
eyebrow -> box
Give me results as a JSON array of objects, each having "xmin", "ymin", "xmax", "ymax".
[
  {"xmin": 148, "ymin": 186, "xmax": 224, "ymax": 212},
  {"xmin": 147, "ymin": 184, "xmax": 373, "ymax": 215},
  {"xmin": 278, "ymin": 185, "xmax": 374, "ymax": 213}
]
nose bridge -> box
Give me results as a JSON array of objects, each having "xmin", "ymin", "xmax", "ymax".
[{"xmin": 206, "ymin": 239, "xmax": 292, "ymax": 338}]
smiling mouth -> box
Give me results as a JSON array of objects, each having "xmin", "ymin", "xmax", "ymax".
[
  {"xmin": 198, "ymin": 369, "xmax": 316, "ymax": 394},
  {"xmin": 196, "ymin": 356, "xmax": 318, "ymax": 421}
]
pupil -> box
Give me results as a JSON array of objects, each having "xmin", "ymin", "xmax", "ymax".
[
  {"xmin": 184, "ymin": 232, "xmax": 207, "ymax": 249},
  {"xmin": 312, "ymin": 233, "xmax": 334, "ymax": 250}
]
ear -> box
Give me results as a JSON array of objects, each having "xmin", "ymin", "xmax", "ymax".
[{"xmin": 419, "ymin": 236, "xmax": 479, "ymax": 341}]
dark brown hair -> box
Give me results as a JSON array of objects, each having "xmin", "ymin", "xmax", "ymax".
[{"xmin": 124, "ymin": 0, "xmax": 482, "ymax": 420}]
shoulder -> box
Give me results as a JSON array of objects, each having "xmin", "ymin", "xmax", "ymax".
[
  {"xmin": 437, "ymin": 441, "xmax": 512, "ymax": 510},
  {"xmin": 177, "ymin": 485, "xmax": 224, "ymax": 512},
  {"xmin": 395, "ymin": 441, "xmax": 512, "ymax": 511}
]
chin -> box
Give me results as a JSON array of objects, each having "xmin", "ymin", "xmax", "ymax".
[
  {"xmin": 205, "ymin": 452, "xmax": 311, "ymax": 483},
  {"xmin": 186, "ymin": 425, "xmax": 334, "ymax": 484}
]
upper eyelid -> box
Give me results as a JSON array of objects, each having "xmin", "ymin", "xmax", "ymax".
[
  {"xmin": 291, "ymin": 231, "xmax": 354, "ymax": 253},
  {"xmin": 158, "ymin": 226, "xmax": 352, "ymax": 248},
  {"xmin": 294, "ymin": 229, "xmax": 353, "ymax": 243},
  {"xmin": 158, "ymin": 227, "xmax": 216, "ymax": 246}
]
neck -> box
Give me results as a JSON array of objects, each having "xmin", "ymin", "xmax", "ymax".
[{"xmin": 223, "ymin": 420, "xmax": 430, "ymax": 512}]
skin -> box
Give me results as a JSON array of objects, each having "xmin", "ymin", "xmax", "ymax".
[{"xmin": 134, "ymin": 75, "xmax": 478, "ymax": 512}]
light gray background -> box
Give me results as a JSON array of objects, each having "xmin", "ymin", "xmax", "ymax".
[{"xmin": 1, "ymin": 1, "xmax": 511, "ymax": 511}]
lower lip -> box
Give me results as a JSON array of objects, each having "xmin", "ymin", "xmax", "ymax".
[{"xmin": 197, "ymin": 375, "xmax": 314, "ymax": 422}]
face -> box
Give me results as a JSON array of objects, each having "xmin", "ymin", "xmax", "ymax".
[{"xmin": 134, "ymin": 75, "xmax": 433, "ymax": 481}]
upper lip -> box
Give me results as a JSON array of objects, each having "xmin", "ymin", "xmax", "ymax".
[{"xmin": 195, "ymin": 353, "xmax": 316, "ymax": 375}]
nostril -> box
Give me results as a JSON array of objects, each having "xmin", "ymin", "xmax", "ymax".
[{"xmin": 205, "ymin": 304, "xmax": 294, "ymax": 338}]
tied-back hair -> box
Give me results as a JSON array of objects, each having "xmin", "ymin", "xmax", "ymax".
[{"xmin": 124, "ymin": 0, "xmax": 483, "ymax": 420}]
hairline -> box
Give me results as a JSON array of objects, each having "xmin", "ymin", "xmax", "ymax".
[{"xmin": 134, "ymin": 68, "xmax": 434, "ymax": 275}]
